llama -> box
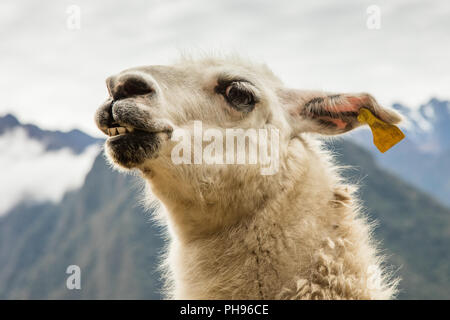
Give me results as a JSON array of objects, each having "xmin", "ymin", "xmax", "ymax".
[{"xmin": 95, "ymin": 55, "xmax": 400, "ymax": 299}]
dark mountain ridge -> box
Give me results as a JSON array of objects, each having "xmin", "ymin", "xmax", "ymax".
[{"xmin": 0, "ymin": 113, "xmax": 103, "ymax": 154}]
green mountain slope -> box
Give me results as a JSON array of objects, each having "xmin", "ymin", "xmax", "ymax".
[
  {"xmin": 0, "ymin": 156, "xmax": 164, "ymax": 299},
  {"xmin": 330, "ymin": 140, "xmax": 450, "ymax": 299},
  {"xmin": 0, "ymin": 141, "xmax": 448, "ymax": 299}
]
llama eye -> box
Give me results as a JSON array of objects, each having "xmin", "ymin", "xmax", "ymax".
[{"xmin": 224, "ymin": 82, "xmax": 256, "ymax": 112}]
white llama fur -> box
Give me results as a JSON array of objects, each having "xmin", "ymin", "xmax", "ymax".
[{"xmin": 95, "ymin": 54, "xmax": 401, "ymax": 299}]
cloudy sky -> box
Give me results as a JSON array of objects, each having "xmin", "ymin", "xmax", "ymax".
[
  {"xmin": 0, "ymin": 127, "xmax": 99, "ymax": 215},
  {"xmin": 1, "ymin": 0, "xmax": 449, "ymax": 136}
]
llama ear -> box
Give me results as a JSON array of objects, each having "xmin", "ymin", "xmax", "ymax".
[{"xmin": 279, "ymin": 89, "xmax": 402, "ymax": 135}]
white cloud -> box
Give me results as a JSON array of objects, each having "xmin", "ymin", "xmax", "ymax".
[
  {"xmin": 0, "ymin": 128, "xmax": 100, "ymax": 216},
  {"xmin": 0, "ymin": 0, "xmax": 449, "ymax": 136}
]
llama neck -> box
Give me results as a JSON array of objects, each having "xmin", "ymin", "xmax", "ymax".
[{"xmin": 161, "ymin": 138, "xmax": 394, "ymax": 299}]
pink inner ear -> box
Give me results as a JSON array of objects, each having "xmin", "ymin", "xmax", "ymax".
[
  {"xmin": 324, "ymin": 103, "xmax": 359, "ymax": 113},
  {"xmin": 301, "ymin": 94, "xmax": 365, "ymax": 131},
  {"xmin": 323, "ymin": 117, "xmax": 347, "ymax": 129},
  {"xmin": 327, "ymin": 105, "xmax": 357, "ymax": 112},
  {"xmin": 323, "ymin": 96, "xmax": 362, "ymax": 113}
]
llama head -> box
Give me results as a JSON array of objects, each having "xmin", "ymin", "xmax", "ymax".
[{"xmin": 95, "ymin": 56, "xmax": 401, "ymax": 232}]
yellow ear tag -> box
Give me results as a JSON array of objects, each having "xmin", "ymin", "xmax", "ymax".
[{"xmin": 357, "ymin": 108, "xmax": 405, "ymax": 153}]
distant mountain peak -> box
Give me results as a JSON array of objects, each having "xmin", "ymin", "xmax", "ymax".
[
  {"xmin": 427, "ymin": 97, "xmax": 449, "ymax": 106},
  {"xmin": 0, "ymin": 113, "xmax": 20, "ymax": 129},
  {"xmin": 393, "ymin": 98, "xmax": 450, "ymax": 141},
  {"xmin": 0, "ymin": 113, "xmax": 103, "ymax": 154},
  {"xmin": 420, "ymin": 98, "xmax": 450, "ymax": 120},
  {"xmin": 392, "ymin": 103, "xmax": 410, "ymax": 113}
]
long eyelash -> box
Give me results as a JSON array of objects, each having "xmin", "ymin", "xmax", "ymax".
[
  {"xmin": 214, "ymin": 79, "xmax": 240, "ymax": 95},
  {"xmin": 214, "ymin": 77, "xmax": 255, "ymax": 92}
]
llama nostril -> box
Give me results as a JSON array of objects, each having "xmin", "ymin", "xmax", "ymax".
[
  {"xmin": 121, "ymin": 77, "xmax": 153, "ymax": 97},
  {"xmin": 108, "ymin": 73, "xmax": 155, "ymax": 100}
]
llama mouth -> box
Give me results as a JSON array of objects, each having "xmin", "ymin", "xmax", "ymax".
[
  {"xmin": 105, "ymin": 128, "xmax": 164, "ymax": 169},
  {"xmin": 105, "ymin": 125, "xmax": 172, "ymax": 138},
  {"xmin": 104, "ymin": 121, "xmax": 173, "ymax": 168}
]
